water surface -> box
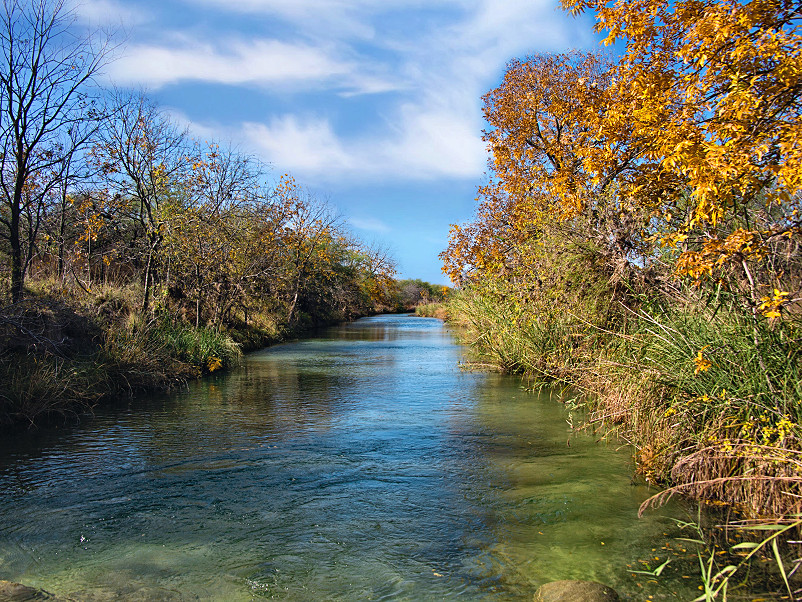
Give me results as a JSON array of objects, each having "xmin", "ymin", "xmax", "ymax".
[{"xmin": 0, "ymin": 315, "xmax": 698, "ymax": 600}]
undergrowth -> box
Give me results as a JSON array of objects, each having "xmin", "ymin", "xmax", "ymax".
[
  {"xmin": 0, "ymin": 281, "xmax": 248, "ymax": 426},
  {"xmin": 447, "ymin": 287, "xmax": 802, "ymax": 519},
  {"xmin": 414, "ymin": 302, "xmax": 449, "ymax": 319},
  {"xmin": 447, "ymin": 284, "xmax": 802, "ymax": 597}
]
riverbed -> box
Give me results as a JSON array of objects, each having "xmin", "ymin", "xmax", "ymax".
[{"xmin": 0, "ymin": 315, "xmax": 699, "ymax": 600}]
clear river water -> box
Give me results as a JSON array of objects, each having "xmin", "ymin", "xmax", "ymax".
[{"xmin": 0, "ymin": 314, "xmax": 703, "ymax": 600}]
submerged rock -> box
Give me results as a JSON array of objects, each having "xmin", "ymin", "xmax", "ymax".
[
  {"xmin": 534, "ymin": 580, "xmax": 620, "ymax": 602},
  {"xmin": 0, "ymin": 580, "xmax": 71, "ymax": 601}
]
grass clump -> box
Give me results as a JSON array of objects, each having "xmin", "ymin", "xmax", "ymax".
[
  {"xmin": 0, "ymin": 354, "xmax": 110, "ymax": 425},
  {"xmin": 621, "ymin": 306, "xmax": 802, "ymax": 518},
  {"xmin": 414, "ymin": 302, "xmax": 449, "ymax": 319},
  {"xmin": 0, "ymin": 282, "xmax": 244, "ymax": 426},
  {"xmin": 152, "ymin": 319, "xmax": 242, "ymax": 374}
]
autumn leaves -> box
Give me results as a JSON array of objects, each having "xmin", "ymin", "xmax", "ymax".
[
  {"xmin": 440, "ymin": 0, "xmax": 802, "ymax": 518},
  {"xmin": 444, "ymin": 0, "xmax": 801, "ymax": 322}
]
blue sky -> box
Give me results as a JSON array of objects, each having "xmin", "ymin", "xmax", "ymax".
[{"xmin": 72, "ymin": 0, "xmax": 599, "ymax": 285}]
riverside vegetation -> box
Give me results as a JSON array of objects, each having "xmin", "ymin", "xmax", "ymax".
[
  {"xmin": 0, "ymin": 0, "xmax": 449, "ymax": 427},
  {"xmin": 440, "ymin": 0, "xmax": 802, "ymax": 597}
]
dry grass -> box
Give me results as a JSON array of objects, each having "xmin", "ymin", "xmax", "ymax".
[
  {"xmin": 640, "ymin": 442, "xmax": 802, "ymax": 519},
  {"xmin": 447, "ymin": 287, "xmax": 802, "ymax": 521},
  {"xmin": 414, "ymin": 303, "xmax": 449, "ymax": 320}
]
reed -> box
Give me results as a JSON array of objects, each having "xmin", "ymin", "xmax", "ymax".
[
  {"xmin": 618, "ymin": 306, "xmax": 802, "ymax": 518},
  {"xmin": 0, "ymin": 354, "xmax": 109, "ymax": 425},
  {"xmin": 414, "ymin": 303, "xmax": 449, "ymax": 319},
  {"xmin": 446, "ymin": 287, "xmax": 802, "ymax": 519}
]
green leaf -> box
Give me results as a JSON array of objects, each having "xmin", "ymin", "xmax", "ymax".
[
  {"xmin": 652, "ymin": 558, "xmax": 672, "ymax": 577},
  {"xmin": 730, "ymin": 542, "xmax": 761, "ymax": 550},
  {"xmin": 771, "ymin": 538, "xmax": 792, "ymax": 599}
]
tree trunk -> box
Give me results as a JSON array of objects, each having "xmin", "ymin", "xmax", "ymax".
[
  {"xmin": 57, "ymin": 205, "xmax": 66, "ymax": 281},
  {"xmin": 10, "ymin": 197, "xmax": 22, "ymax": 303},
  {"xmin": 142, "ymin": 247, "xmax": 153, "ymax": 313},
  {"xmin": 287, "ymin": 288, "xmax": 299, "ymax": 325}
]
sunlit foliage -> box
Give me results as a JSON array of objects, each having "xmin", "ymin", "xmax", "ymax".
[{"xmin": 442, "ymin": 0, "xmax": 802, "ymax": 521}]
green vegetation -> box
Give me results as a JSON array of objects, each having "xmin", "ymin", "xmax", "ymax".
[
  {"xmin": 443, "ymin": 0, "xmax": 802, "ymax": 525},
  {"xmin": 393, "ymin": 279, "xmax": 449, "ymax": 311},
  {"xmin": 413, "ymin": 303, "xmax": 448, "ymax": 319}
]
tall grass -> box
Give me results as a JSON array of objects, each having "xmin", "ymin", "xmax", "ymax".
[
  {"xmin": 101, "ymin": 316, "xmax": 242, "ymax": 388},
  {"xmin": 447, "ymin": 287, "xmax": 802, "ymax": 519},
  {"xmin": 618, "ymin": 306, "xmax": 802, "ymax": 518},
  {"xmin": 154, "ymin": 320, "xmax": 242, "ymax": 373},
  {"xmin": 0, "ymin": 296, "xmax": 243, "ymax": 425},
  {"xmin": 413, "ymin": 302, "xmax": 449, "ymax": 319},
  {"xmin": 0, "ymin": 354, "xmax": 112, "ymax": 425},
  {"xmin": 447, "ymin": 283, "xmax": 613, "ymax": 382}
]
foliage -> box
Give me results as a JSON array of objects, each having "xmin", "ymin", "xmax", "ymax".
[
  {"xmin": 395, "ymin": 278, "xmax": 450, "ymax": 310},
  {"xmin": 441, "ymin": 0, "xmax": 802, "ymax": 527}
]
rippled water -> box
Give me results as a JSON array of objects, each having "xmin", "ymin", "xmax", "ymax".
[{"xmin": 0, "ymin": 315, "xmax": 700, "ymax": 600}]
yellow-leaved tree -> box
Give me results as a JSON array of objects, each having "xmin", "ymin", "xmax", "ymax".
[
  {"xmin": 563, "ymin": 0, "xmax": 802, "ymax": 313},
  {"xmin": 442, "ymin": 0, "xmax": 802, "ymax": 521}
]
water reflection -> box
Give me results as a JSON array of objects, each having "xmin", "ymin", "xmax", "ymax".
[{"xmin": 0, "ymin": 315, "xmax": 699, "ymax": 600}]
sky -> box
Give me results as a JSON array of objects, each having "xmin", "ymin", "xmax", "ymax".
[{"xmin": 72, "ymin": 0, "xmax": 600, "ymax": 285}]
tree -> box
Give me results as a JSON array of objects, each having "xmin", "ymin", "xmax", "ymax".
[
  {"xmin": 442, "ymin": 52, "xmax": 659, "ymax": 287},
  {"xmin": 163, "ymin": 143, "xmax": 263, "ymax": 326},
  {"xmin": 0, "ymin": 0, "xmax": 109, "ymax": 302},
  {"xmin": 91, "ymin": 91, "xmax": 191, "ymax": 312},
  {"xmin": 562, "ymin": 0, "xmax": 802, "ymax": 310},
  {"xmin": 272, "ymin": 176, "xmax": 341, "ymax": 324}
]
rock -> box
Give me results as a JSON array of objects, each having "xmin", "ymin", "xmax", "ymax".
[
  {"xmin": 0, "ymin": 580, "xmax": 69, "ymax": 602},
  {"xmin": 534, "ymin": 580, "xmax": 620, "ymax": 602}
]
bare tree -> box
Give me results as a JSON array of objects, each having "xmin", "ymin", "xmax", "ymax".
[
  {"xmin": 0, "ymin": 0, "xmax": 111, "ymax": 302},
  {"xmin": 92, "ymin": 90, "xmax": 191, "ymax": 312}
]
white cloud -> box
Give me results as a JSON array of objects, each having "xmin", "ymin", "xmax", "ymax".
[
  {"xmin": 162, "ymin": 108, "xmax": 223, "ymax": 143},
  {"xmin": 185, "ymin": 0, "xmax": 434, "ymax": 39},
  {"xmin": 200, "ymin": 0, "xmax": 585, "ymax": 183},
  {"xmin": 237, "ymin": 99, "xmax": 485, "ymax": 183},
  {"xmin": 379, "ymin": 102, "xmax": 486, "ymax": 179},
  {"xmin": 243, "ymin": 117, "xmax": 354, "ymax": 174},
  {"xmin": 349, "ymin": 217, "xmax": 391, "ymax": 233},
  {"xmin": 108, "ymin": 38, "xmax": 358, "ymax": 89}
]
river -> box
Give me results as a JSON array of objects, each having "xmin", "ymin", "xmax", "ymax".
[{"xmin": 0, "ymin": 314, "xmax": 700, "ymax": 600}]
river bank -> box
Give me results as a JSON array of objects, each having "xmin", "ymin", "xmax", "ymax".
[
  {"xmin": 0, "ymin": 279, "xmax": 389, "ymax": 428},
  {"xmin": 440, "ymin": 286, "xmax": 802, "ymax": 598},
  {"xmin": 443, "ymin": 288, "xmax": 802, "ymax": 517}
]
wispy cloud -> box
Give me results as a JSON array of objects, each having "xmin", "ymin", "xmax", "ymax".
[
  {"xmin": 161, "ymin": 108, "xmax": 223, "ymax": 143},
  {"xmin": 218, "ymin": 0, "xmax": 589, "ymax": 182},
  {"xmin": 349, "ymin": 217, "xmax": 392, "ymax": 233},
  {"xmin": 239, "ymin": 103, "xmax": 484, "ymax": 183},
  {"xmin": 243, "ymin": 117, "xmax": 354, "ymax": 174},
  {"xmin": 379, "ymin": 101, "xmax": 486, "ymax": 179},
  {"xmin": 108, "ymin": 38, "xmax": 361, "ymax": 90},
  {"xmin": 100, "ymin": 0, "xmax": 596, "ymax": 184}
]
